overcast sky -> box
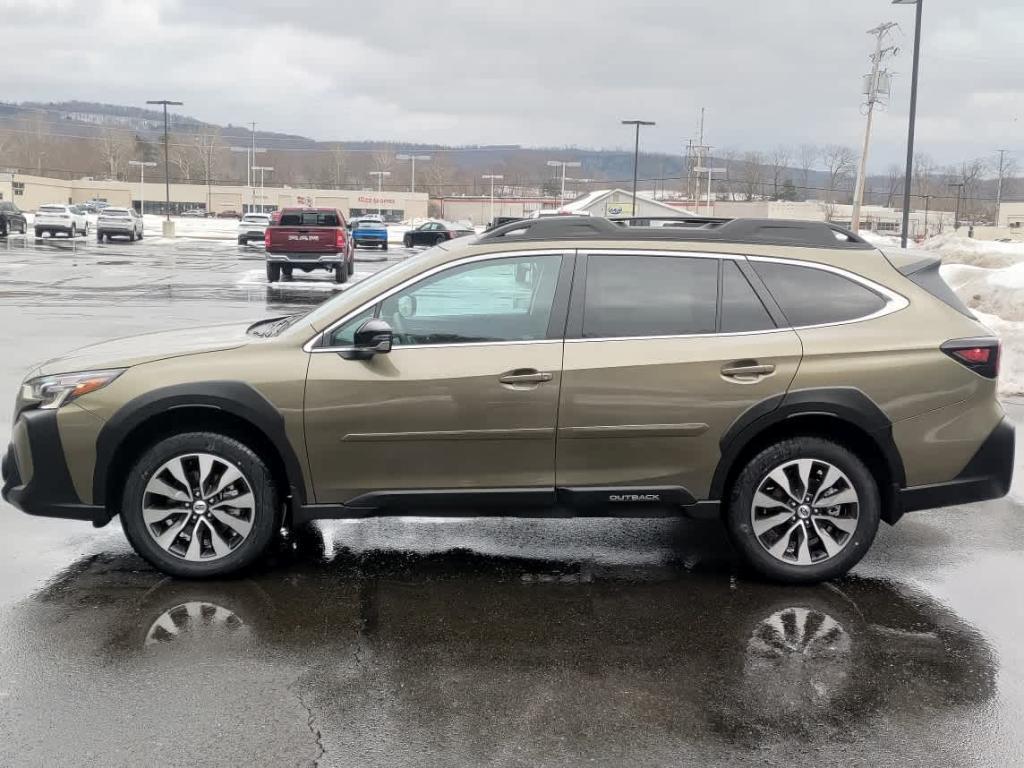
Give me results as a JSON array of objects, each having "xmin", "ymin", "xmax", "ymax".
[{"xmin": 5, "ymin": 0, "xmax": 1022, "ymax": 170}]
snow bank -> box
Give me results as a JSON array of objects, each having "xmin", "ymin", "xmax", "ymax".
[{"xmin": 920, "ymin": 232, "xmax": 1024, "ymax": 269}]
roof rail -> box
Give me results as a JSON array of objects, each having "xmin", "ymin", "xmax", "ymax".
[{"xmin": 476, "ymin": 215, "xmax": 873, "ymax": 250}]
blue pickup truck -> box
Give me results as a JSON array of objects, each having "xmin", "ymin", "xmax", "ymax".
[{"xmin": 351, "ymin": 215, "xmax": 389, "ymax": 250}]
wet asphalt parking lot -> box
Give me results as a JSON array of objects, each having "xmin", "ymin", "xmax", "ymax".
[{"xmin": 0, "ymin": 229, "xmax": 1023, "ymax": 767}]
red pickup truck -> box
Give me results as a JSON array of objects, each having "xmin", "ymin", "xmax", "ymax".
[{"xmin": 263, "ymin": 207, "xmax": 354, "ymax": 283}]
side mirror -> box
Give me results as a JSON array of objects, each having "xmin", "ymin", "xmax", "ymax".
[{"xmin": 339, "ymin": 318, "xmax": 393, "ymax": 360}]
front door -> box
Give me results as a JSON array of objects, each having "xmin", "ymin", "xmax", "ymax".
[
  {"xmin": 556, "ymin": 251, "xmax": 802, "ymax": 504},
  {"xmin": 304, "ymin": 251, "xmax": 572, "ymax": 505}
]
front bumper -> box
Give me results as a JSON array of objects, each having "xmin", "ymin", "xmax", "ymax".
[
  {"xmin": 899, "ymin": 417, "xmax": 1015, "ymax": 514},
  {"xmin": 2, "ymin": 409, "xmax": 106, "ymax": 525}
]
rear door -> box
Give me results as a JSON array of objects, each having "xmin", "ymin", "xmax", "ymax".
[{"xmin": 556, "ymin": 250, "xmax": 802, "ymax": 505}]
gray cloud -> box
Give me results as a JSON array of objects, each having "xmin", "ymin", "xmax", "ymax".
[{"xmin": 5, "ymin": 0, "xmax": 1022, "ymax": 169}]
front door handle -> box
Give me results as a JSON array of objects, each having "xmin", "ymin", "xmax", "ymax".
[
  {"xmin": 499, "ymin": 369, "xmax": 553, "ymax": 386},
  {"xmin": 721, "ymin": 362, "xmax": 776, "ymax": 380}
]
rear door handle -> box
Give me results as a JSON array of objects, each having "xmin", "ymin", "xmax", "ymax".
[
  {"xmin": 721, "ymin": 363, "xmax": 776, "ymax": 379},
  {"xmin": 499, "ymin": 369, "xmax": 553, "ymax": 386}
]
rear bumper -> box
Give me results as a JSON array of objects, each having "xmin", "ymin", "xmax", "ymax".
[
  {"xmin": 898, "ymin": 417, "xmax": 1015, "ymax": 514},
  {"xmin": 266, "ymin": 252, "xmax": 343, "ymax": 265},
  {"xmin": 2, "ymin": 409, "xmax": 107, "ymax": 525},
  {"xmin": 353, "ymin": 232, "xmax": 387, "ymax": 242}
]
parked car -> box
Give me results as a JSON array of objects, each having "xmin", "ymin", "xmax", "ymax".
[
  {"xmin": 351, "ymin": 216, "xmax": 388, "ymax": 250},
  {"xmin": 0, "ymin": 201, "xmax": 28, "ymax": 236},
  {"xmin": 84, "ymin": 199, "xmax": 110, "ymax": 213},
  {"xmin": 217, "ymin": 210, "xmax": 241, "ymax": 219},
  {"xmin": 34, "ymin": 204, "xmax": 90, "ymax": 238},
  {"xmin": 237, "ymin": 212, "xmax": 271, "ymax": 245},
  {"xmin": 96, "ymin": 207, "xmax": 144, "ymax": 242},
  {"xmin": 263, "ymin": 207, "xmax": 353, "ymax": 283},
  {"xmin": 2, "ymin": 215, "xmax": 1013, "ymax": 579},
  {"xmin": 402, "ymin": 220, "xmax": 474, "ymax": 248},
  {"xmin": 181, "ymin": 209, "xmax": 207, "ymax": 218},
  {"xmin": 487, "ymin": 216, "xmax": 523, "ymax": 230}
]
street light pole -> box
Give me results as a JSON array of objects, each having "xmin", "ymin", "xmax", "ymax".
[
  {"xmin": 621, "ymin": 120, "xmax": 655, "ymax": 216},
  {"xmin": 146, "ymin": 99, "xmax": 183, "ymax": 226},
  {"xmin": 893, "ymin": 0, "xmax": 923, "ymax": 248},
  {"xmin": 546, "ymin": 160, "xmax": 581, "ymax": 209},
  {"xmin": 369, "ymin": 171, "xmax": 391, "ymax": 215},
  {"xmin": 482, "ymin": 174, "xmax": 504, "ymax": 225},
  {"xmin": 252, "ymin": 166, "xmax": 274, "ymax": 212},
  {"xmin": 396, "ymin": 154, "xmax": 431, "ymax": 193},
  {"xmin": 128, "ymin": 160, "xmax": 156, "ymax": 215}
]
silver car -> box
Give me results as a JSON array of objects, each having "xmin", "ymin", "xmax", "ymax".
[
  {"xmin": 237, "ymin": 213, "xmax": 271, "ymax": 245},
  {"xmin": 96, "ymin": 207, "xmax": 144, "ymax": 243}
]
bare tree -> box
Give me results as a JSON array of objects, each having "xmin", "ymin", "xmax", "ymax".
[
  {"xmin": 99, "ymin": 127, "xmax": 133, "ymax": 180},
  {"xmin": 168, "ymin": 134, "xmax": 195, "ymax": 182},
  {"xmin": 884, "ymin": 163, "xmax": 903, "ymax": 208},
  {"xmin": 329, "ymin": 147, "xmax": 347, "ymax": 188},
  {"xmin": 797, "ymin": 143, "xmax": 819, "ymax": 199},
  {"xmin": 821, "ymin": 144, "xmax": 857, "ymax": 208},
  {"xmin": 768, "ymin": 145, "xmax": 792, "ymax": 200},
  {"xmin": 738, "ymin": 151, "xmax": 766, "ymax": 201}
]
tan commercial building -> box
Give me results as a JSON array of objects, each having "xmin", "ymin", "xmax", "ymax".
[
  {"xmin": 0, "ymin": 173, "xmax": 428, "ymax": 221},
  {"xmin": 710, "ymin": 200, "xmax": 953, "ymax": 239},
  {"xmin": 997, "ymin": 202, "xmax": 1024, "ymax": 228}
]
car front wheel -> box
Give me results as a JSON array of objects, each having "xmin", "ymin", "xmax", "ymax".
[
  {"xmin": 725, "ymin": 437, "xmax": 880, "ymax": 584},
  {"xmin": 120, "ymin": 432, "xmax": 279, "ymax": 578}
]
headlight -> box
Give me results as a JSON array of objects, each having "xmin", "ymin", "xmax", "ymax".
[{"xmin": 21, "ymin": 369, "xmax": 124, "ymax": 410}]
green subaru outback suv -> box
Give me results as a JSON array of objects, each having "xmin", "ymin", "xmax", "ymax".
[{"xmin": 3, "ymin": 217, "xmax": 1014, "ymax": 582}]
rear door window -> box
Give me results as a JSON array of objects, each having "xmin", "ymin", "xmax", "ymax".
[
  {"xmin": 280, "ymin": 212, "xmax": 340, "ymax": 226},
  {"xmin": 752, "ymin": 261, "xmax": 887, "ymax": 326},
  {"xmin": 582, "ymin": 254, "xmax": 718, "ymax": 338}
]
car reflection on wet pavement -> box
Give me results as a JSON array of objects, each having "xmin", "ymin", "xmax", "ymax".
[{"xmin": 0, "ymin": 234, "xmax": 1022, "ymax": 766}]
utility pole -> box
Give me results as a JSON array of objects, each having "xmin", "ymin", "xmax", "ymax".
[
  {"xmin": 621, "ymin": 119, "xmax": 655, "ymax": 216},
  {"xmin": 482, "ymin": 174, "xmax": 503, "ymax": 225},
  {"xmin": 230, "ymin": 145, "xmax": 265, "ymax": 212},
  {"xmin": 249, "ymin": 122, "xmax": 257, "ymax": 213},
  {"xmin": 995, "ymin": 149, "xmax": 1010, "ymax": 225},
  {"xmin": 128, "ymin": 160, "xmax": 156, "ymax": 215},
  {"xmin": 949, "ymin": 182, "xmax": 964, "ymax": 230},
  {"xmin": 396, "ymin": 154, "xmax": 431, "ymax": 193},
  {"xmin": 546, "ymin": 160, "xmax": 581, "ymax": 209},
  {"xmin": 146, "ymin": 99, "xmax": 183, "ymax": 235},
  {"xmin": 894, "ymin": 0, "xmax": 924, "ymax": 248},
  {"xmin": 851, "ymin": 22, "xmax": 898, "ymax": 233}
]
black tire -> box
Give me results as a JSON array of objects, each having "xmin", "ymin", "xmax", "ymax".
[
  {"xmin": 381, "ymin": 241, "xmax": 388, "ymax": 251},
  {"xmin": 120, "ymin": 432, "xmax": 279, "ymax": 578},
  {"xmin": 347, "ymin": 257, "xmax": 354, "ymax": 276},
  {"xmin": 83, "ymin": 222, "xmax": 89, "ymax": 236},
  {"xmin": 404, "ymin": 235, "xmax": 412, "ymax": 248},
  {"xmin": 34, "ymin": 228, "xmax": 42, "ymax": 238},
  {"xmin": 138, "ymin": 228, "xmax": 144, "ymax": 241},
  {"xmin": 282, "ymin": 266, "xmax": 293, "ymax": 280},
  {"xmin": 725, "ymin": 437, "xmax": 880, "ymax": 584},
  {"xmin": 97, "ymin": 231, "xmax": 105, "ymax": 243},
  {"xmin": 334, "ymin": 260, "xmax": 348, "ymax": 284},
  {"xmin": 435, "ymin": 235, "xmax": 445, "ymax": 246},
  {"xmin": 238, "ymin": 237, "xmax": 247, "ymax": 246},
  {"xmin": 129, "ymin": 230, "xmax": 136, "ymax": 242},
  {"xmin": 70, "ymin": 224, "xmax": 77, "ymax": 238},
  {"xmin": 266, "ymin": 262, "xmax": 281, "ymax": 283},
  {"xmin": 352, "ymin": 241, "xmax": 358, "ymax": 249}
]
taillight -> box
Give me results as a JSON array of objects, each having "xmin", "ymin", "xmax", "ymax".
[
  {"xmin": 264, "ymin": 229, "xmax": 271, "ymax": 247},
  {"xmin": 336, "ymin": 229, "xmax": 346, "ymax": 249},
  {"xmin": 941, "ymin": 337, "xmax": 1000, "ymax": 379}
]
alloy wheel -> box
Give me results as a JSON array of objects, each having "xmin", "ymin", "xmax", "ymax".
[
  {"xmin": 750, "ymin": 458, "xmax": 860, "ymax": 566},
  {"xmin": 142, "ymin": 453, "xmax": 256, "ymax": 562}
]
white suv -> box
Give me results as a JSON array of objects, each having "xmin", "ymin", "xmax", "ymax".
[
  {"xmin": 96, "ymin": 207, "xmax": 144, "ymax": 242},
  {"xmin": 34, "ymin": 204, "xmax": 89, "ymax": 238},
  {"xmin": 237, "ymin": 212, "xmax": 271, "ymax": 245}
]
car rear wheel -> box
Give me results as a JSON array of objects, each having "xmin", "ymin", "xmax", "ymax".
[
  {"xmin": 70, "ymin": 224, "xmax": 77, "ymax": 238},
  {"xmin": 725, "ymin": 437, "xmax": 879, "ymax": 584},
  {"xmin": 120, "ymin": 432, "xmax": 279, "ymax": 578},
  {"xmin": 334, "ymin": 261, "xmax": 348, "ymax": 284},
  {"xmin": 34, "ymin": 228, "xmax": 42, "ymax": 238},
  {"xmin": 381, "ymin": 241, "xmax": 388, "ymax": 250},
  {"xmin": 434, "ymin": 235, "xmax": 446, "ymax": 245},
  {"xmin": 129, "ymin": 230, "xmax": 136, "ymax": 242},
  {"xmin": 404, "ymin": 235, "xmax": 412, "ymax": 248},
  {"xmin": 238, "ymin": 237, "xmax": 247, "ymax": 246},
  {"xmin": 266, "ymin": 262, "xmax": 281, "ymax": 283}
]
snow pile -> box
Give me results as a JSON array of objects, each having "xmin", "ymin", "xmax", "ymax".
[
  {"xmin": 932, "ymin": 235, "xmax": 1024, "ymax": 395},
  {"xmin": 143, "ymin": 214, "xmax": 240, "ymax": 240},
  {"xmin": 921, "ymin": 231, "xmax": 1024, "ymax": 269}
]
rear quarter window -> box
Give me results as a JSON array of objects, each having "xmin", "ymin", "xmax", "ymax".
[{"xmin": 752, "ymin": 261, "xmax": 887, "ymax": 326}]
